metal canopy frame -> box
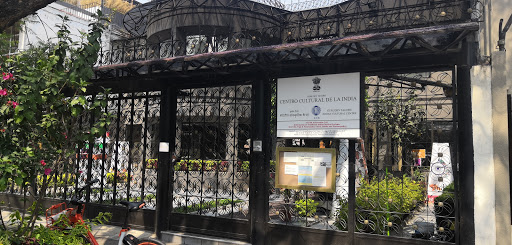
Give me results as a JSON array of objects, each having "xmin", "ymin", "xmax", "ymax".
[{"xmin": 93, "ymin": 22, "xmax": 478, "ymax": 91}]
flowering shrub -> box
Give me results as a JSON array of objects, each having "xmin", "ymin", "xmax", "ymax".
[{"xmin": 0, "ymin": 12, "xmax": 113, "ymax": 240}]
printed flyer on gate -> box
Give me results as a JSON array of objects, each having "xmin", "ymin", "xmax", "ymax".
[{"xmin": 277, "ymin": 72, "xmax": 361, "ymax": 138}]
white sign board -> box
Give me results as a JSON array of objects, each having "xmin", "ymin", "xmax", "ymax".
[
  {"xmin": 427, "ymin": 143, "xmax": 453, "ymax": 198},
  {"xmin": 277, "ymin": 73, "xmax": 360, "ymax": 138}
]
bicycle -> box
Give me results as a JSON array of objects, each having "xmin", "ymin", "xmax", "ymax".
[{"xmin": 45, "ymin": 179, "xmax": 165, "ymax": 245}]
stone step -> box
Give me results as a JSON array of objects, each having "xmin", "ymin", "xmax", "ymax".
[{"xmin": 161, "ymin": 231, "xmax": 251, "ymax": 245}]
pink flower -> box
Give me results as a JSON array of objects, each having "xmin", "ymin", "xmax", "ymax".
[
  {"xmin": 12, "ymin": 101, "xmax": 18, "ymax": 109},
  {"xmin": 2, "ymin": 72, "xmax": 13, "ymax": 81},
  {"xmin": 0, "ymin": 89, "xmax": 7, "ymax": 96},
  {"xmin": 40, "ymin": 160, "xmax": 46, "ymax": 166},
  {"xmin": 44, "ymin": 168, "xmax": 51, "ymax": 175}
]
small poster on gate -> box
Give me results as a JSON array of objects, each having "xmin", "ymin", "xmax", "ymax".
[{"xmin": 275, "ymin": 147, "xmax": 336, "ymax": 193}]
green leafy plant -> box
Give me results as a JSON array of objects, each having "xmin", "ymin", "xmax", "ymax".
[
  {"xmin": 238, "ymin": 161, "xmax": 250, "ymax": 172},
  {"xmin": 335, "ymin": 175, "xmax": 423, "ymax": 234},
  {"xmin": 373, "ymin": 94, "xmax": 426, "ymax": 144},
  {"xmin": 294, "ymin": 198, "xmax": 318, "ymax": 217}
]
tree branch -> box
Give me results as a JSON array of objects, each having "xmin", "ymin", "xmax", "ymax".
[{"xmin": 0, "ymin": 0, "xmax": 58, "ymax": 32}]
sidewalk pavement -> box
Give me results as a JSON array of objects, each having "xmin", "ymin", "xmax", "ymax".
[{"xmin": 90, "ymin": 223, "xmax": 171, "ymax": 245}]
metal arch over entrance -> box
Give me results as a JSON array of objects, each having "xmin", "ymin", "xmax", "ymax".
[{"xmin": 93, "ymin": 22, "xmax": 478, "ymax": 90}]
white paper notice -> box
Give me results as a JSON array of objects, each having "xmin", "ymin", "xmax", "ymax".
[
  {"xmin": 312, "ymin": 166, "xmax": 327, "ymax": 187},
  {"xmin": 314, "ymin": 153, "xmax": 332, "ymax": 168},
  {"xmin": 297, "ymin": 152, "xmax": 315, "ymax": 166},
  {"xmin": 283, "ymin": 152, "xmax": 298, "ymax": 162},
  {"xmin": 284, "ymin": 164, "xmax": 298, "ymax": 175}
]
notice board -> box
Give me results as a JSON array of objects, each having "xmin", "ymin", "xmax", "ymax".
[{"xmin": 275, "ymin": 147, "xmax": 336, "ymax": 193}]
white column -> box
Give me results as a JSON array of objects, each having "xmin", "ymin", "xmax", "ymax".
[{"xmin": 471, "ymin": 65, "xmax": 496, "ymax": 245}]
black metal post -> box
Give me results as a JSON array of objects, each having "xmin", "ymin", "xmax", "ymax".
[
  {"xmin": 509, "ymin": 92, "xmax": 512, "ymax": 225},
  {"xmin": 457, "ymin": 40, "xmax": 475, "ymax": 245},
  {"xmin": 348, "ymin": 139, "xmax": 356, "ymax": 243},
  {"xmin": 156, "ymin": 86, "xmax": 177, "ymax": 237},
  {"xmin": 86, "ymin": 95, "xmax": 95, "ymax": 203},
  {"xmin": 250, "ymin": 79, "xmax": 269, "ymax": 245}
]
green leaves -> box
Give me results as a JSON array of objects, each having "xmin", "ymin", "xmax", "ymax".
[{"xmin": 0, "ymin": 13, "xmax": 112, "ymax": 195}]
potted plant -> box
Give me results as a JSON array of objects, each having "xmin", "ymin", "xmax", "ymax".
[
  {"xmin": 145, "ymin": 158, "xmax": 158, "ymax": 169},
  {"xmin": 295, "ymin": 198, "xmax": 318, "ymax": 217},
  {"xmin": 434, "ymin": 182, "xmax": 455, "ymax": 242}
]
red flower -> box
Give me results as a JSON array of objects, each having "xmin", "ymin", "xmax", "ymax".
[
  {"xmin": 44, "ymin": 168, "xmax": 51, "ymax": 175},
  {"xmin": 0, "ymin": 89, "xmax": 7, "ymax": 96},
  {"xmin": 40, "ymin": 160, "xmax": 46, "ymax": 166},
  {"xmin": 2, "ymin": 72, "xmax": 13, "ymax": 81},
  {"xmin": 0, "ymin": 129, "xmax": 5, "ymax": 133},
  {"xmin": 12, "ymin": 101, "xmax": 18, "ymax": 108}
]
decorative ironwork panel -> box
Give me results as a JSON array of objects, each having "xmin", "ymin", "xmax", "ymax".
[
  {"xmin": 172, "ymin": 85, "xmax": 252, "ymax": 219},
  {"xmin": 97, "ymin": 0, "xmax": 481, "ymax": 66},
  {"xmin": 73, "ymin": 92, "xmax": 162, "ymax": 209}
]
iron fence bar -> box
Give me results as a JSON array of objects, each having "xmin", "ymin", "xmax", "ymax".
[
  {"xmin": 456, "ymin": 43, "xmax": 475, "ymax": 244},
  {"xmin": 216, "ymin": 86, "xmax": 222, "ymax": 217},
  {"xmin": 86, "ymin": 95, "xmax": 96, "ymax": 203},
  {"xmin": 250, "ymin": 79, "xmax": 268, "ymax": 245},
  {"xmin": 348, "ymin": 139, "xmax": 356, "ymax": 243},
  {"xmin": 451, "ymin": 65, "xmax": 460, "ymax": 245},
  {"xmin": 99, "ymin": 97, "xmax": 108, "ymax": 204},
  {"xmin": 232, "ymin": 86, "xmax": 238, "ymax": 218},
  {"xmin": 509, "ymin": 91, "xmax": 512, "ymax": 226},
  {"xmin": 141, "ymin": 92, "xmax": 150, "ymax": 201},
  {"xmin": 185, "ymin": 90, "xmax": 192, "ymax": 213},
  {"xmin": 74, "ymin": 115, "xmax": 83, "ymax": 198},
  {"xmin": 200, "ymin": 88, "xmax": 206, "ymax": 216},
  {"xmin": 113, "ymin": 93, "xmax": 123, "ymax": 205},
  {"xmin": 156, "ymin": 86, "xmax": 175, "ymax": 238},
  {"xmin": 127, "ymin": 93, "xmax": 136, "ymax": 202}
]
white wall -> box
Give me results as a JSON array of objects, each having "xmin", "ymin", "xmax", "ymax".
[
  {"xmin": 471, "ymin": 65, "xmax": 496, "ymax": 245},
  {"xmin": 18, "ymin": 2, "xmax": 121, "ymax": 54}
]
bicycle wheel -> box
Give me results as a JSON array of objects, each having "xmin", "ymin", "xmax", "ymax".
[{"xmin": 136, "ymin": 238, "xmax": 166, "ymax": 245}]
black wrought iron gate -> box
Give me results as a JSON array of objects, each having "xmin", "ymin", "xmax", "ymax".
[
  {"xmin": 165, "ymin": 83, "xmax": 253, "ymax": 240},
  {"xmin": 155, "ymin": 69, "xmax": 460, "ymax": 245}
]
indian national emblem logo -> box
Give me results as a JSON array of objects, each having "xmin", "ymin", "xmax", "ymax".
[
  {"xmin": 312, "ymin": 77, "xmax": 321, "ymax": 91},
  {"xmin": 312, "ymin": 106, "xmax": 321, "ymax": 116}
]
